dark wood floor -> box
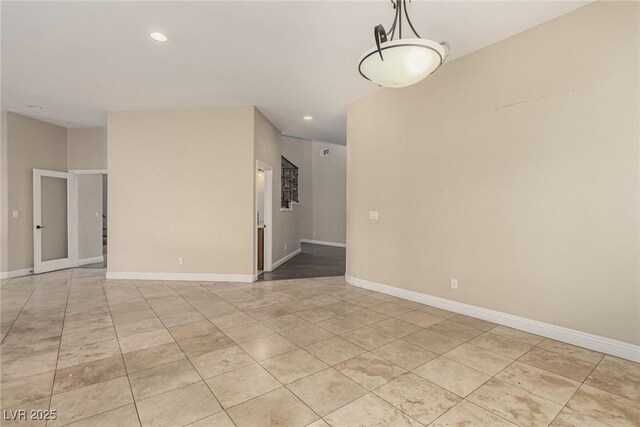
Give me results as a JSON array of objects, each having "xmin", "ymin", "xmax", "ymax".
[{"xmin": 258, "ymin": 242, "xmax": 345, "ymax": 281}]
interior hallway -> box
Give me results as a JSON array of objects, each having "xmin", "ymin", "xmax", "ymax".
[{"xmin": 1, "ymin": 268, "xmax": 638, "ymax": 426}]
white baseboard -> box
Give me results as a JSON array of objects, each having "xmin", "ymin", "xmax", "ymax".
[
  {"xmin": 272, "ymin": 248, "xmax": 302, "ymax": 269},
  {"xmin": 345, "ymin": 274, "xmax": 640, "ymax": 363},
  {"xmin": 77, "ymin": 256, "xmax": 104, "ymax": 266},
  {"xmin": 1, "ymin": 258, "xmax": 105, "ymax": 279},
  {"xmin": 0, "ymin": 268, "xmax": 33, "ymax": 279},
  {"xmin": 105, "ymin": 271, "xmax": 254, "ymax": 283},
  {"xmin": 301, "ymin": 239, "xmax": 346, "ymax": 248}
]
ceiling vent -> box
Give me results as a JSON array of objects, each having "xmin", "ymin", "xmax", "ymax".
[{"xmin": 320, "ymin": 148, "xmax": 330, "ymax": 157}]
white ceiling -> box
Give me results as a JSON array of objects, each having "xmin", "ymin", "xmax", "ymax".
[{"xmin": 1, "ymin": 1, "xmax": 589, "ymax": 144}]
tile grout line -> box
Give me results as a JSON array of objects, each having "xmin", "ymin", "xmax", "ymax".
[
  {"xmin": 430, "ymin": 399, "xmax": 518, "ymax": 427},
  {"xmin": 144, "ymin": 278, "xmax": 619, "ymax": 427},
  {"xmin": 45, "ymin": 271, "xmax": 73, "ymax": 427},
  {"xmin": 218, "ymin": 279, "xmax": 489, "ymax": 425},
  {"xmin": 2, "ymin": 276, "xmax": 107, "ymax": 392},
  {"xmin": 450, "ymin": 330, "xmax": 604, "ymax": 426},
  {"xmin": 101, "ymin": 275, "xmax": 145, "ymax": 427},
  {"xmin": 406, "ymin": 311, "xmax": 601, "ymax": 425},
  {"xmin": 10, "ymin": 270, "xmax": 631, "ymax": 427},
  {"xmin": 360, "ymin": 334, "xmax": 504, "ymax": 427},
  {"xmin": 0, "ymin": 273, "xmax": 44, "ymax": 345},
  {"xmin": 165, "ymin": 280, "xmax": 330, "ymax": 425},
  {"xmin": 240, "ymin": 288, "xmax": 591, "ymax": 426},
  {"xmin": 134, "ymin": 280, "xmax": 237, "ymax": 427},
  {"xmin": 172, "ymin": 280, "xmax": 333, "ymax": 426},
  {"xmin": 546, "ymin": 351, "xmax": 613, "ymax": 427},
  {"xmin": 350, "ymin": 303, "xmax": 568, "ymax": 426},
  {"xmin": 519, "ymin": 337, "xmax": 604, "ymax": 397},
  {"xmin": 238, "ymin": 286, "xmax": 465, "ymax": 425},
  {"xmin": 149, "ymin": 285, "xmax": 420, "ymax": 424},
  {"xmin": 187, "ymin": 280, "xmax": 346, "ymax": 426}
]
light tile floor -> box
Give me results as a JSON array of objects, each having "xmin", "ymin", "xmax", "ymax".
[{"xmin": 1, "ymin": 268, "xmax": 639, "ymax": 426}]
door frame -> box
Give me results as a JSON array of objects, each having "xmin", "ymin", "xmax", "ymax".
[
  {"xmin": 33, "ymin": 169, "xmax": 78, "ymax": 274},
  {"xmin": 255, "ymin": 161, "xmax": 273, "ymax": 279}
]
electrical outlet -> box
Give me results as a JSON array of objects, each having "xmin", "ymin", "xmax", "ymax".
[
  {"xmin": 94, "ymin": 211, "xmax": 100, "ymax": 218},
  {"xmin": 313, "ymin": 233, "xmax": 316, "ymax": 237},
  {"xmin": 178, "ymin": 257, "xmax": 184, "ymax": 265},
  {"xmin": 284, "ymin": 243, "xmax": 287, "ymax": 251},
  {"xmin": 12, "ymin": 210, "xmax": 19, "ymax": 218},
  {"xmin": 450, "ymin": 278, "xmax": 458, "ymax": 290}
]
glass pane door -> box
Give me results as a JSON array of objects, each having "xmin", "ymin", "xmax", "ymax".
[
  {"xmin": 33, "ymin": 169, "xmax": 75, "ymax": 274},
  {"xmin": 40, "ymin": 176, "xmax": 69, "ymax": 261}
]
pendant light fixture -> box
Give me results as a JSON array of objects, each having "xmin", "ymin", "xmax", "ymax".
[{"xmin": 358, "ymin": 0, "xmax": 450, "ymax": 88}]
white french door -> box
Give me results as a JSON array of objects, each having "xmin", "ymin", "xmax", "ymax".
[{"xmin": 33, "ymin": 169, "xmax": 77, "ymax": 274}]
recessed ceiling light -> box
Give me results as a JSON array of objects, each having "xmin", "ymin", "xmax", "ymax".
[
  {"xmin": 303, "ymin": 115, "xmax": 313, "ymax": 121},
  {"xmin": 150, "ymin": 32, "xmax": 168, "ymax": 42},
  {"xmin": 27, "ymin": 105, "xmax": 43, "ymax": 110}
]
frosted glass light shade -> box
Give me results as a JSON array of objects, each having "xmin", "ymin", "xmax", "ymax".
[{"xmin": 358, "ymin": 38, "xmax": 448, "ymax": 88}]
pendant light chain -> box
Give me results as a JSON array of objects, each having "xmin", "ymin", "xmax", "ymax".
[
  {"xmin": 398, "ymin": 0, "xmax": 402, "ymax": 39},
  {"xmin": 403, "ymin": 0, "xmax": 421, "ymax": 38},
  {"xmin": 386, "ymin": 0, "xmax": 421, "ymax": 41},
  {"xmin": 388, "ymin": 1, "xmax": 398, "ymax": 40}
]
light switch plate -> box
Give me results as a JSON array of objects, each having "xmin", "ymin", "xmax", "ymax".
[
  {"xmin": 12, "ymin": 210, "xmax": 19, "ymax": 218},
  {"xmin": 368, "ymin": 211, "xmax": 379, "ymax": 220}
]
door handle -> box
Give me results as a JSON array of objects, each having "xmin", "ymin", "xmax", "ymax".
[{"xmin": 36, "ymin": 225, "xmax": 46, "ymax": 229}]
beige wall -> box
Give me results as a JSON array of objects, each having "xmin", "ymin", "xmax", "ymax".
[
  {"xmin": 107, "ymin": 107, "xmax": 255, "ymax": 276},
  {"xmin": 307, "ymin": 140, "xmax": 346, "ymax": 244},
  {"xmin": 77, "ymin": 174, "xmax": 103, "ymax": 260},
  {"xmin": 347, "ymin": 1, "xmax": 639, "ymax": 345},
  {"xmin": 6, "ymin": 113, "xmax": 68, "ymax": 271},
  {"xmin": 295, "ymin": 137, "xmax": 314, "ymax": 244},
  {"xmin": 67, "ymin": 127, "xmax": 107, "ymax": 170},
  {"xmin": 0, "ymin": 112, "xmax": 8, "ymax": 275}
]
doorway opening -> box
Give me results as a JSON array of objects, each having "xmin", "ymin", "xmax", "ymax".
[
  {"xmin": 255, "ymin": 161, "xmax": 273, "ymax": 279},
  {"xmin": 74, "ymin": 170, "xmax": 107, "ymax": 269},
  {"xmin": 33, "ymin": 169, "xmax": 108, "ymax": 274}
]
